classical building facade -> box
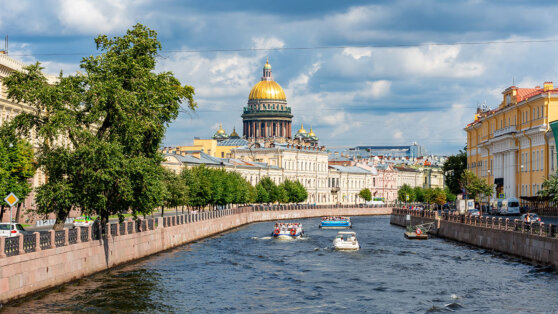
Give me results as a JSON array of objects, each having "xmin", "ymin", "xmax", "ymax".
[
  {"xmin": 242, "ymin": 60, "xmax": 293, "ymax": 142},
  {"xmin": 465, "ymin": 81, "xmax": 558, "ymax": 200}
]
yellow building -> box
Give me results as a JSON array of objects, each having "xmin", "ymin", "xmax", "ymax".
[{"xmin": 465, "ymin": 81, "xmax": 558, "ymax": 201}]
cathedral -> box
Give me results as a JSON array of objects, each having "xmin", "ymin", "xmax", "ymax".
[{"xmin": 211, "ymin": 59, "xmax": 320, "ymax": 148}]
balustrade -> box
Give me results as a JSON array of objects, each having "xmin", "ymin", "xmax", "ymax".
[
  {"xmin": 4, "ymin": 236, "xmax": 19, "ymax": 257},
  {"xmin": 23, "ymin": 234, "xmax": 36, "ymax": 253}
]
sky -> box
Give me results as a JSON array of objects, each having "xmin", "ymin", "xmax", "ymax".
[{"xmin": 2, "ymin": 0, "xmax": 558, "ymax": 154}]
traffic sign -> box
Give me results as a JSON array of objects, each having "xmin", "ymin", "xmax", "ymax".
[
  {"xmin": 405, "ymin": 194, "xmax": 409, "ymax": 201},
  {"xmin": 498, "ymin": 193, "xmax": 505, "ymax": 199},
  {"xmin": 4, "ymin": 192, "xmax": 18, "ymax": 207}
]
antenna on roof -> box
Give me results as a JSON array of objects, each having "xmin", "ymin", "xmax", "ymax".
[{"xmin": 1, "ymin": 35, "xmax": 6, "ymax": 54}]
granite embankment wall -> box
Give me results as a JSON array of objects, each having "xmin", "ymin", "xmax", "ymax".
[
  {"xmin": 390, "ymin": 209, "xmax": 558, "ymax": 268},
  {"xmin": 0, "ymin": 205, "xmax": 391, "ymax": 303}
]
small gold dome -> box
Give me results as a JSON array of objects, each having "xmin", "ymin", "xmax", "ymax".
[
  {"xmin": 264, "ymin": 58, "xmax": 272, "ymax": 70},
  {"xmin": 297, "ymin": 123, "xmax": 307, "ymax": 134},
  {"xmin": 230, "ymin": 127, "xmax": 239, "ymax": 137},
  {"xmin": 248, "ymin": 80, "xmax": 286, "ymax": 100},
  {"xmin": 308, "ymin": 126, "xmax": 316, "ymax": 137},
  {"xmin": 216, "ymin": 123, "xmax": 226, "ymax": 134}
]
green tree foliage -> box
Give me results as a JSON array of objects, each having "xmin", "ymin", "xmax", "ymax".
[
  {"xmin": 255, "ymin": 184, "xmax": 270, "ymax": 204},
  {"xmin": 278, "ymin": 179, "xmax": 307, "ymax": 203},
  {"xmin": 442, "ymin": 149, "xmax": 467, "ymax": 195},
  {"xmin": 359, "ymin": 188, "xmax": 372, "ymax": 202},
  {"xmin": 539, "ymin": 174, "xmax": 558, "ymax": 202},
  {"xmin": 414, "ymin": 186, "xmax": 425, "ymax": 202},
  {"xmin": 397, "ymin": 184, "xmax": 415, "ymax": 202},
  {"xmin": 256, "ymin": 177, "xmax": 280, "ymax": 204},
  {"xmin": 424, "ymin": 187, "xmax": 446, "ymax": 206},
  {"xmin": 3, "ymin": 24, "xmax": 196, "ymax": 228},
  {"xmin": 0, "ymin": 131, "xmax": 37, "ymax": 222},
  {"xmin": 444, "ymin": 187, "xmax": 457, "ymax": 203},
  {"xmin": 460, "ymin": 170, "xmax": 493, "ymax": 201},
  {"xmin": 161, "ymin": 169, "xmax": 188, "ymax": 216},
  {"xmin": 179, "ymin": 166, "xmax": 255, "ymax": 209}
]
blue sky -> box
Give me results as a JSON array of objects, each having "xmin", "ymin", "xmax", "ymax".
[{"xmin": 3, "ymin": 0, "xmax": 558, "ymax": 154}]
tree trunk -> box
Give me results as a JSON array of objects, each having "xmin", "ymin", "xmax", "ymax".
[
  {"xmin": 0, "ymin": 205, "xmax": 4, "ymax": 222},
  {"xmin": 161, "ymin": 206, "xmax": 165, "ymax": 217},
  {"xmin": 53, "ymin": 209, "xmax": 70, "ymax": 231},
  {"xmin": 15, "ymin": 203, "xmax": 22, "ymax": 223}
]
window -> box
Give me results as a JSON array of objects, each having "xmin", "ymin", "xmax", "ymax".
[
  {"xmin": 551, "ymin": 147, "xmax": 555, "ymax": 171},
  {"xmin": 536, "ymin": 150, "xmax": 540, "ymax": 171},
  {"xmin": 537, "ymin": 107, "xmax": 540, "ymax": 118}
]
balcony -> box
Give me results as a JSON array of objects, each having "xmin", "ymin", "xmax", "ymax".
[
  {"xmin": 331, "ymin": 187, "xmax": 340, "ymax": 193},
  {"xmin": 493, "ymin": 126, "xmax": 517, "ymax": 137}
]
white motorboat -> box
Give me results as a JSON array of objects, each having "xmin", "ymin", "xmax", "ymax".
[
  {"xmin": 333, "ymin": 231, "xmax": 360, "ymax": 250},
  {"xmin": 271, "ymin": 222, "xmax": 303, "ymax": 239}
]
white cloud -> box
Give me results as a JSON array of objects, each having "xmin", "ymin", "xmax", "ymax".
[
  {"xmin": 362, "ymin": 80, "xmax": 391, "ymax": 99},
  {"xmin": 342, "ymin": 47, "xmax": 372, "ymax": 60},
  {"xmin": 252, "ymin": 37, "xmax": 285, "ymax": 50},
  {"xmin": 57, "ymin": 0, "xmax": 134, "ymax": 34}
]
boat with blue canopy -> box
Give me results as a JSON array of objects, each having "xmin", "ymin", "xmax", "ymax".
[{"xmin": 319, "ymin": 216, "xmax": 351, "ymax": 229}]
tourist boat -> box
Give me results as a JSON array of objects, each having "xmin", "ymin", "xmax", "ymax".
[
  {"xmin": 333, "ymin": 231, "xmax": 360, "ymax": 250},
  {"xmin": 319, "ymin": 216, "xmax": 352, "ymax": 229},
  {"xmin": 271, "ymin": 222, "xmax": 303, "ymax": 239}
]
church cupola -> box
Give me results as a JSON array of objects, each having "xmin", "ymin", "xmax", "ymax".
[{"xmin": 262, "ymin": 58, "xmax": 273, "ymax": 81}]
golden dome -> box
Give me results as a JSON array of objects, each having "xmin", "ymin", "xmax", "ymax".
[
  {"xmin": 230, "ymin": 127, "xmax": 239, "ymax": 137},
  {"xmin": 264, "ymin": 58, "xmax": 272, "ymax": 69},
  {"xmin": 297, "ymin": 123, "xmax": 307, "ymax": 134},
  {"xmin": 216, "ymin": 123, "xmax": 226, "ymax": 134},
  {"xmin": 248, "ymin": 80, "xmax": 286, "ymax": 100},
  {"xmin": 308, "ymin": 126, "xmax": 316, "ymax": 137}
]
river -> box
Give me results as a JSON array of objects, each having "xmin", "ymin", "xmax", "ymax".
[{"xmin": 4, "ymin": 216, "xmax": 558, "ymax": 313}]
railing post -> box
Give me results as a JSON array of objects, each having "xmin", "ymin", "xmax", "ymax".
[
  {"xmin": 35, "ymin": 232, "xmax": 42, "ymax": 252},
  {"xmin": 157, "ymin": 217, "xmax": 164, "ymax": 229},
  {"xmin": 88, "ymin": 225, "xmax": 93, "ymax": 239},
  {"xmin": 18, "ymin": 234, "xmax": 24, "ymax": 255},
  {"xmin": 106, "ymin": 224, "xmax": 112, "ymax": 239},
  {"xmin": 505, "ymin": 218, "xmax": 509, "ymax": 231},
  {"xmin": 115, "ymin": 223, "xmax": 120, "ymax": 236},
  {"xmin": 549, "ymin": 224, "xmax": 553, "ymax": 237},
  {"xmin": 76, "ymin": 227, "xmax": 81, "ymax": 243},
  {"xmin": 49, "ymin": 230, "xmax": 56, "ymax": 248},
  {"xmin": 64, "ymin": 228, "xmax": 69, "ymax": 246},
  {"xmin": 0, "ymin": 237, "xmax": 5, "ymax": 258},
  {"xmin": 540, "ymin": 222, "xmax": 544, "ymax": 237}
]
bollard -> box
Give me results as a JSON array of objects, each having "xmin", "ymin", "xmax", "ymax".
[
  {"xmin": 49, "ymin": 230, "xmax": 56, "ymax": 249},
  {"xmin": 35, "ymin": 232, "xmax": 42, "ymax": 251}
]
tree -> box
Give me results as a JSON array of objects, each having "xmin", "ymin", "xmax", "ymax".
[
  {"xmin": 359, "ymin": 188, "xmax": 372, "ymax": 202},
  {"xmin": 414, "ymin": 186, "xmax": 425, "ymax": 203},
  {"xmin": 444, "ymin": 187, "xmax": 457, "ymax": 203},
  {"xmin": 397, "ymin": 184, "xmax": 415, "ymax": 203},
  {"xmin": 442, "ymin": 149, "xmax": 467, "ymax": 195},
  {"xmin": 256, "ymin": 177, "xmax": 279, "ymax": 204},
  {"xmin": 161, "ymin": 168, "xmax": 188, "ymax": 217},
  {"xmin": 460, "ymin": 170, "xmax": 493, "ymax": 202},
  {"xmin": 0, "ymin": 131, "xmax": 36, "ymax": 222},
  {"xmin": 3, "ymin": 24, "xmax": 196, "ymax": 228},
  {"xmin": 255, "ymin": 184, "xmax": 270, "ymax": 204},
  {"xmin": 425, "ymin": 187, "xmax": 446, "ymax": 208},
  {"xmin": 292, "ymin": 180, "xmax": 308, "ymax": 203},
  {"xmin": 539, "ymin": 174, "xmax": 558, "ymax": 202}
]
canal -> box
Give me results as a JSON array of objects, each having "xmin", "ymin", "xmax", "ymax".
[{"xmin": 4, "ymin": 216, "xmax": 558, "ymax": 313}]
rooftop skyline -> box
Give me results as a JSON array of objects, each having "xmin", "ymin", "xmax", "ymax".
[{"xmin": 3, "ymin": 0, "xmax": 558, "ymax": 154}]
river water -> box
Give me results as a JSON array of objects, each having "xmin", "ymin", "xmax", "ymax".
[{"xmin": 4, "ymin": 216, "xmax": 558, "ymax": 313}]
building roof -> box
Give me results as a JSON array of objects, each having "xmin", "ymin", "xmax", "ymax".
[
  {"xmin": 217, "ymin": 138, "xmax": 249, "ymax": 146},
  {"xmin": 329, "ymin": 165, "xmax": 371, "ymax": 174}
]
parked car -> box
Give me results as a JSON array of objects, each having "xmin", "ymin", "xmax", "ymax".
[
  {"xmin": 467, "ymin": 209, "xmax": 480, "ymax": 217},
  {"xmin": 73, "ymin": 216, "xmax": 95, "ymax": 228},
  {"xmin": 520, "ymin": 213, "xmax": 541, "ymax": 223},
  {"xmin": 0, "ymin": 223, "xmax": 30, "ymax": 237}
]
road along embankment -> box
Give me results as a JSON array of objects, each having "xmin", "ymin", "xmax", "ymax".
[
  {"xmin": 0, "ymin": 205, "xmax": 391, "ymax": 304},
  {"xmin": 390, "ymin": 208, "xmax": 558, "ymax": 268}
]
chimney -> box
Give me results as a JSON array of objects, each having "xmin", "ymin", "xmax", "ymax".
[{"xmin": 544, "ymin": 81, "xmax": 554, "ymax": 92}]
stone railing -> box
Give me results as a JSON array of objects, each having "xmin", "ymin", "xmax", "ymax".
[
  {"xmin": 392, "ymin": 208, "xmax": 558, "ymax": 239},
  {"xmin": 0, "ymin": 207, "xmax": 244, "ymax": 259},
  {"xmin": 1, "ymin": 204, "xmax": 394, "ymax": 258}
]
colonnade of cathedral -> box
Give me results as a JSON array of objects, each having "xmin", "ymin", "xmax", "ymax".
[{"xmin": 243, "ymin": 120, "xmax": 292, "ymax": 139}]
